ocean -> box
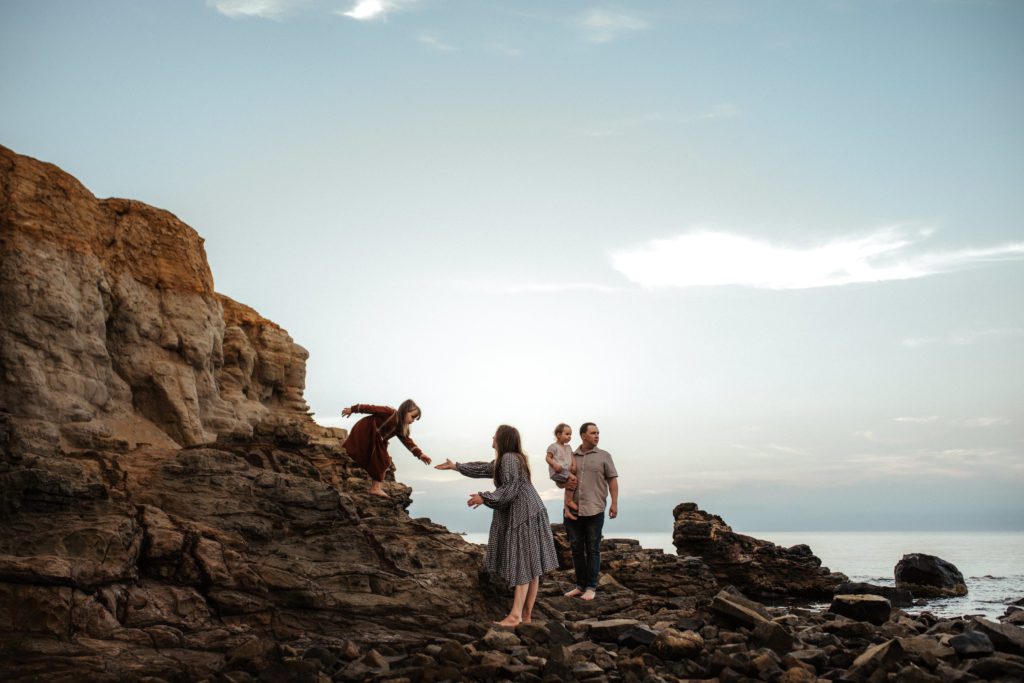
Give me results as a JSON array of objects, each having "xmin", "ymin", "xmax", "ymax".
[{"xmin": 465, "ymin": 530, "xmax": 1024, "ymax": 620}]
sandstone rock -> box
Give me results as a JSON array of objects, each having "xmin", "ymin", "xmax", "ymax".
[
  {"xmin": 895, "ymin": 553, "xmax": 968, "ymax": 598},
  {"xmin": 829, "ymin": 593, "xmax": 892, "ymax": 626},
  {"xmin": 964, "ymin": 652, "xmax": 1024, "ymax": 680},
  {"xmin": 834, "ymin": 580, "xmax": 914, "ymax": 607},
  {"xmin": 672, "ymin": 502, "xmax": 847, "ymax": 600},
  {"xmin": 650, "ymin": 627, "xmax": 704, "ymax": 660},
  {"xmin": 480, "ymin": 627, "xmax": 521, "ymax": 650},
  {"xmin": 751, "ymin": 619, "xmax": 795, "ymax": 655},
  {"xmin": 779, "ymin": 667, "xmax": 818, "ymax": 683},
  {"xmin": 616, "ymin": 624, "xmax": 659, "ymax": 647},
  {"xmin": 0, "ymin": 145, "xmax": 315, "ymax": 457}
]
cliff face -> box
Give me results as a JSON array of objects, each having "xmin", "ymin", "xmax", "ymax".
[{"xmin": 0, "ymin": 144, "xmax": 313, "ymax": 453}]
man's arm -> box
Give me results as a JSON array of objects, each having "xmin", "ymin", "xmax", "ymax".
[{"xmin": 608, "ymin": 477, "xmax": 618, "ymax": 519}]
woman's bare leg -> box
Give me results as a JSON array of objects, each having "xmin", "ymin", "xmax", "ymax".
[
  {"xmin": 522, "ymin": 577, "xmax": 540, "ymax": 623},
  {"xmin": 495, "ymin": 583, "xmax": 529, "ymax": 626}
]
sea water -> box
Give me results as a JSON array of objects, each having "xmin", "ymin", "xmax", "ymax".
[{"xmin": 466, "ymin": 530, "xmax": 1024, "ymax": 620}]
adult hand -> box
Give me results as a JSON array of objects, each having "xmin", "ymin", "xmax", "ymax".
[
  {"xmin": 467, "ymin": 493, "xmax": 484, "ymax": 508},
  {"xmin": 434, "ymin": 459, "xmax": 456, "ymax": 471},
  {"xmin": 609, "ymin": 503, "xmax": 618, "ymax": 519},
  {"xmin": 341, "ymin": 407, "xmax": 353, "ymax": 417}
]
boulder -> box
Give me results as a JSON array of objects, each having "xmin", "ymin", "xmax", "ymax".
[
  {"xmin": 834, "ymin": 580, "xmax": 914, "ymax": 607},
  {"xmin": 650, "ymin": 627, "xmax": 704, "ymax": 660},
  {"xmin": 949, "ymin": 630, "xmax": 995, "ymax": 658},
  {"xmin": 894, "ymin": 553, "xmax": 968, "ymax": 598},
  {"xmin": 828, "ymin": 593, "xmax": 892, "ymax": 626},
  {"xmin": 849, "ymin": 638, "xmax": 906, "ymax": 678}
]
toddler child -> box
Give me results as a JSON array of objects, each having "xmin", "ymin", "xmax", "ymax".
[{"xmin": 545, "ymin": 422, "xmax": 579, "ymax": 520}]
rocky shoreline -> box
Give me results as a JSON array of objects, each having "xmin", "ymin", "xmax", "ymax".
[{"xmin": 2, "ymin": 145, "xmax": 1022, "ymax": 681}]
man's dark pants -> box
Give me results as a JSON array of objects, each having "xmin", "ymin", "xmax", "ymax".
[{"xmin": 564, "ymin": 512, "xmax": 605, "ymax": 590}]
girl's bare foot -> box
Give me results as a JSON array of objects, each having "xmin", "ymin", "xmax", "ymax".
[
  {"xmin": 522, "ymin": 614, "xmax": 532, "ymax": 624},
  {"xmin": 564, "ymin": 506, "xmax": 577, "ymax": 521},
  {"xmin": 368, "ymin": 485, "xmax": 389, "ymax": 498},
  {"xmin": 563, "ymin": 587, "xmax": 582, "ymax": 598},
  {"xmin": 494, "ymin": 615, "xmax": 522, "ymax": 627},
  {"xmin": 581, "ymin": 588, "xmax": 597, "ymax": 601}
]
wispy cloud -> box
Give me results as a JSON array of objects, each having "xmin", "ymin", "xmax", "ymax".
[
  {"xmin": 339, "ymin": 0, "xmax": 413, "ymax": 21},
  {"xmin": 417, "ymin": 33, "xmax": 456, "ymax": 51},
  {"xmin": 488, "ymin": 282, "xmax": 624, "ymax": 294},
  {"xmin": 681, "ymin": 103, "xmax": 742, "ymax": 122},
  {"xmin": 485, "ymin": 42, "xmax": 523, "ymax": 57},
  {"xmin": 611, "ymin": 226, "xmax": 1024, "ymax": 290},
  {"xmin": 960, "ymin": 416, "xmax": 1011, "ymax": 428},
  {"xmin": 893, "ymin": 416, "xmax": 940, "ymax": 424},
  {"xmin": 579, "ymin": 8, "xmax": 650, "ymax": 43},
  {"xmin": 901, "ymin": 327, "xmax": 1023, "ymax": 348},
  {"xmin": 209, "ymin": 0, "xmax": 304, "ymax": 19}
]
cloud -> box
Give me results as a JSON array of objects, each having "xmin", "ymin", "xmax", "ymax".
[
  {"xmin": 893, "ymin": 416, "xmax": 940, "ymax": 423},
  {"xmin": 417, "ymin": 33, "xmax": 457, "ymax": 51},
  {"xmin": 611, "ymin": 226, "xmax": 1024, "ymax": 290},
  {"xmin": 485, "ymin": 42, "xmax": 523, "ymax": 57},
  {"xmin": 681, "ymin": 103, "xmax": 742, "ymax": 122},
  {"xmin": 208, "ymin": 0, "xmax": 303, "ymax": 19},
  {"xmin": 901, "ymin": 327, "xmax": 1024, "ymax": 348},
  {"xmin": 579, "ymin": 8, "xmax": 650, "ymax": 43},
  {"xmin": 960, "ymin": 416, "xmax": 1011, "ymax": 428},
  {"xmin": 339, "ymin": 0, "xmax": 412, "ymax": 21},
  {"xmin": 489, "ymin": 282, "xmax": 624, "ymax": 294}
]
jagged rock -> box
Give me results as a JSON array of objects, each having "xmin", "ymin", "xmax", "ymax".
[
  {"xmin": 650, "ymin": 627, "xmax": 704, "ymax": 660},
  {"xmin": 584, "ymin": 618, "xmax": 642, "ymax": 643},
  {"xmin": 616, "ymin": 624, "xmax": 659, "ymax": 647},
  {"xmin": 968, "ymin": 617, "xmax": 1024, "ymax": 655},
  {"xmin": 829, "ymin": 593, "xmax": 892, "ymax": 625},
  {"xmin": 672, "ymin": 502, "xmax": 848, "ymax": 600},
  {"xmin": 480, "ymin": 628, "xmax": 521, "ymax": 650},
  {"xmin": 751, "ymin": 619, "xmax": 795, "ymax": 655},
  {"xmin": 895, "ymin": 553, "xmax": 968, "ymax": 598},
  {"xmin": 964, "ymin": 652, "xmax": 1024, "ymax": 680},
  {"xmin": 779, "ymin": 667, "xmax": 818, "ymax": 683},
  {"xmin": 709, "ymin": 589, "xmax": 771, "ymax": 628},
  {"xmin": 849, "ymin": 638, "xmax": 906, "ymax": 678},
  {"xmin": 834, "ymin": 580, "xmax": 914, "ymax": 607},
  {"xmin": 950, "ymin": 630, "xmax": 995, "ymax": 658}
]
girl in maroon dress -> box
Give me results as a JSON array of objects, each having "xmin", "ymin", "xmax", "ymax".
[{"xmin": 341, "ymin": 399, "xmax": 433, "ymax": 498}]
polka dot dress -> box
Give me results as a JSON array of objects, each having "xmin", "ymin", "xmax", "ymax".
[{"xmin": 457, "ymin": 455, "xmax": 559, "ymax": 587}]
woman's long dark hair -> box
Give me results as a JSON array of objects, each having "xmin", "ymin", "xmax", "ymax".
[
  {"xmin": 396, "ymin": 399, "xmax": 420, "ymax": 438},
  {"xmin": 493, "ymin": 424, "xmax": 530, "ymax": 485}
]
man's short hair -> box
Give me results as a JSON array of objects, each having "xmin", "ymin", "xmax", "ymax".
[{"xmin": 579, "ymin": 422, "xmax": 597, "ymax": 437}]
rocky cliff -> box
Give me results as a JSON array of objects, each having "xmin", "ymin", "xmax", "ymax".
[{"xmin": 0, "ymin": 143, "xmax": 318, "ymax": 454}]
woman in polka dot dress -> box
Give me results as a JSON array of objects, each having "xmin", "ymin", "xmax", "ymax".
[{"xmin": 435, "ymin": 424, "xmax": 559, "ymax": 626}]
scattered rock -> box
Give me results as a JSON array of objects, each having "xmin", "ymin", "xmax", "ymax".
[
  {"xmin": 829, "ymin": 593, "xmax": 892, "ymax": 625},
  {"xmin": 834, "ymin": 580, "xmax": 914, "ymax": 607},
  {"xmin": 949, "ymin": 630, "xmax": 995, "ymax": 658}
]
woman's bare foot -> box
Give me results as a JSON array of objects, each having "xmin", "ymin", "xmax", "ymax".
[
  {"xmin": 581, "ymin": 588, "xmax": 597, "ymax": 601},
  {"xmin": 563, "ymin": 587, "xmax": 583, "ymax": 598},
  {"xmin": 494, "ymin": 615, "xmax": 522, "ymax": 627}
]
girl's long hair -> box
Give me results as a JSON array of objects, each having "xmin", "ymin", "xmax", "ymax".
[
  {"xmin": 493, "ymin": 424, "xmax": 530, "ymax": 485},
  {"xmin": 396, "ymin": 399, "xmax": 420, "ymax": 438}
]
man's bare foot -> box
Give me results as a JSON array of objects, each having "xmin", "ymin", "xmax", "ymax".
[
  {"xmin": 581, "ymin": 588, "xmax": 597, "ymax": 601},
  {"xmin": 563, "ymin": 587, "xmax": 583, "ymax": 598},
  {"xmin": 494, "ymin": 615, "xmax": 522, "ymax": 627}
]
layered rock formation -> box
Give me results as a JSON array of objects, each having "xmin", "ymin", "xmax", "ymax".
[
  {"xmin": 672, "ymin": 502, "xmax": 848, "ymax": 600},
  {"xmin": 0, "ymin": 144, "xmax": 316, "ymax": 454}
]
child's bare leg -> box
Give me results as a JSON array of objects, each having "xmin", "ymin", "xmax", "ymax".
[{"xmin": 563, "ymin": 488, "xmax": 577, "ymax": 520}]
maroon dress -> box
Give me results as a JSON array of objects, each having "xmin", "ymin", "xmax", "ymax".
[{"xmin": 341, "ymin": 404, "xmax": 427, "ymax": 482}]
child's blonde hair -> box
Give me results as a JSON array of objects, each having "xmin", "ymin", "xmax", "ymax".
[{"xmin": 553, "ymin": 422, "xmax": 571, "ymax": 437}]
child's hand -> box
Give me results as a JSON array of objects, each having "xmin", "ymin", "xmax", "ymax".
[
  {"xmin": 341, "ymin": 407, "xmax": 353, "ymax": 417},
  {"xmin": 553, "ymin": 463, "xmax": 563, "ymax": 474}
]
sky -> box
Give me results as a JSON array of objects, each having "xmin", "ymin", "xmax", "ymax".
[{"xmin": 2, "ymin": 0, "xmax": 1022, "ymax": 537}]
